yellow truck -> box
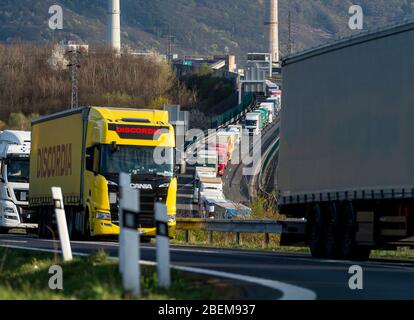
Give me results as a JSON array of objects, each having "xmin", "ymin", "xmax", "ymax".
[
  {"xmin": 29, "ymin": 107, "xmax": 177, "ymax": 240},
  {"xmin": 216, "ymin": 131, "xmax": 236, "ymax": 162}
]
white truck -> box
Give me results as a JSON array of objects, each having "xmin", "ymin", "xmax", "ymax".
[
  {"xmin": 0, "ymin": 130, "xmax": 37, "ymax": 233},
  {"xmin": 266, "ymin": 97, "xmax": 281, "ymax": 116},
  {"xmin": 260, "ymin": 102, "xmax": 275, "ymax": 123},
  {"xmin": 198, "ymin": 177, "xmax": 252, "ymax": 219},
  {"xmin": 196, "ymin": 149, "xmax": 218, "ymax": 170},
  {"xmin": 244, "ymin": 112, "xmax": 261, "ymax": 135},
  {"xmin": 193, "ymin": 166, "xmax": 217, "ymax": 204}
]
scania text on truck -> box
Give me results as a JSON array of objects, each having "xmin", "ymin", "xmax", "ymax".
[
  {"xmin": 278, "ymin": 21, "xmax": 414, "ymax": 260},
  {"xmin": 0, "ymin": 131, "xmax": 37, "ymax": 233},
  {"xmin": 30, "ymin": 107, "xmax": 177, "ymax": 240}
]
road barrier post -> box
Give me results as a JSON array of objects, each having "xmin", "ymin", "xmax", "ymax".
[
  {"xmin": 208, "ymin": 231, "xmax": 213, "ymax": 245},
  {"xmin": 51, "ymin": 187, "xmax": 72, "ymax": 262},
  {"xmin": 119, "ymin": 173, "xmax": 141, "ymax": 297},
  {"xmin": 155, "ymin": 203, "xmax": 171, "ymax": 288},
  {"xmin": 236, "ymin": 232, "xmax": 241, "ymax": 245}
]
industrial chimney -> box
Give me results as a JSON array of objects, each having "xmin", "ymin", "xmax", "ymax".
[
  {"xmin": 107, "ymin": 0, "xmax": 121, "ymax": 53},
  {"xmin": 267, "ymin": 0, "xmax": 279, "ymax": 65}
]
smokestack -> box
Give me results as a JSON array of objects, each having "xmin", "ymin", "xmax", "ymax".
[
  {"xmin": 107, "ymin": 0, "xmax": 121, "ymax": 53},
  {"xmin": 268, "ymin": 0, "xmax": 279, "ymax": 65}
]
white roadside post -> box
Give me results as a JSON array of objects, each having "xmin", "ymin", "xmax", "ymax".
[
  {"xmin": 155, "ymin": 202, "xmax": 171, "ymax": 288},
  {"xmin": 51, "ymin": 187, "xmax": 73, "ymax": 262},
  {"xmin": 119, "ymin": 173, "xmax": 141, "ymax": 297}
]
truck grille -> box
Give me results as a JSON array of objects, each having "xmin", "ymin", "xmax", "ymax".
[{"xmin": 108, "ymin": 189, "xmax": 167, "ymax": 229}]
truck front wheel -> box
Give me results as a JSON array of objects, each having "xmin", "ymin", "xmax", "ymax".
[
  {"xmin": 308, "ymin": 204, "xmax": 325, "ymax": 258},
  {"xmin": 83, "ymin": 210, "xmax": 91, "ymax": 240}
]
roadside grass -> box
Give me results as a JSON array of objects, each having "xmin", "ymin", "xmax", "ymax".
[{"xmin": 0, "ymin": 248, "xmax": 239, "ymax": 300}]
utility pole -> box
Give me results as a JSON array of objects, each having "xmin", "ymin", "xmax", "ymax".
[
  {"xmin": 67, "ymin": 49, "xmax": 81, "ymax": 109},
  {"xmin": 166, "ymin": 34, "xmax": 176, "ymax": 62}
]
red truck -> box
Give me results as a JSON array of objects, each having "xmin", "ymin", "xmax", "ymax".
[{"xmin": 215, "ymin": 144, "xmax": 229, "ymax": 176}]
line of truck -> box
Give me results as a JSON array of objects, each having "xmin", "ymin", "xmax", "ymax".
[
  {"xmin": 244, "ymin": 90, "xmax": 280, "ymax": 135},
  {"xmin": 192, "ymin": 125, "xmax": 252, "ymax": 219}
]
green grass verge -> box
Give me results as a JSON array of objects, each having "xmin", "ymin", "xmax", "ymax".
[
  {"xmin": 0, "ymin": 248, "xmax": 240, "ymax": 300},
  {"xmin": 172, "ymin": 230, "xmax": 414, "ymax": 261}
]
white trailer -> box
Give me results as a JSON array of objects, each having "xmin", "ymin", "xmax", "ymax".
[
  {"xmin": 244, "ymin": 112, "xmax": 261, "ymax": 135},
  {"xmin": 278, "ymin": 21, "xmax": 414, "ymax": 260},
  {"xmin": 198, "ymin": 177, "xmax": 252, "ymax": 219},
  {"xmin": 193, "ymin": 167, "xmax": 217, "ymax": 204},
  {"xmin": 0, "ymin": 130, "xmax": 36, "ymax": 233}
]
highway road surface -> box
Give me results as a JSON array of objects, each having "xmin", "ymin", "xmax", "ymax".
[
  {"xmin": 1, "ymin": 234, "xmax": 414, "ymax": 300},
  {"xmin": 223, "ymin": 121, "xmax": 280, "ymax": 203}
]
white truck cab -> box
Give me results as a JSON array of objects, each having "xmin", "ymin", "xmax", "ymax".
[
  {"xmin": 0, "ymin": 130, "xmax": 36, "ymax": 233},
  {"xmin": 244, "ymin": 112, "xmax": 261, "ymax": 135}
]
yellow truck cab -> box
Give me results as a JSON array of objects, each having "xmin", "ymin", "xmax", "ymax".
[{"xmin": 29, "ymin": 107, "xmax": 177, "ymax": 240}]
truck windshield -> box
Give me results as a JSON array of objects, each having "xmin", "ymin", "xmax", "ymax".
[
  {"xmin": 7, "ymin": 158, "xmax": 30, "ymax": 183},
  {"xmin": 100, "ymin": 145, "xmax": 174, "ymax": 177},
  {"xmin": 245, "ymin": 120, "xmax": 257, "ymax": 127}
]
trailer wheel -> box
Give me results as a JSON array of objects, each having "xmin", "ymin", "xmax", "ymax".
[
  {"xmin": 308, "ymin": 203, "xmax": 325, "ymax": 258},
  {"xmin": 340, "ymin": 202, "xmax": 356, "ymax": 260},
  {"xmin": 340, "ymin": 202, "xmax": 371, "ymax": 260},
  {"xmin": 38, "ymin": 207, "xmax": 53, "ymax": 239},
  {"xmin": 324, "ymin": 202, "xmax": 340, "ymax": 259},
  {"xmin": 64, "ymin": 208, "xmax": 72, "ymax": 239}
]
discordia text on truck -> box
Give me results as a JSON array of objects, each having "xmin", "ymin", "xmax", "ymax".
[
  {"xmin": 29, "ymin": 107, "xmax": 177, "ymax": 239},
  {"xmin": 278, "ymin": 21, "xmax": 414, "ymax": 260}
]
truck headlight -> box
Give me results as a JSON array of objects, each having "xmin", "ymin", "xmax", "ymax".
[
  {"xmin": 159, "ymin": 183, "xmax": 170, "ymax": 188},
  {"xmin": 96, "ymin": 212, "xmax": 111, "ymax": 221},
  {"xmin": 168, "ymin": 215, "xmax": 176, "ymax": 223},
  {"xmin": 4, "ymin": 207, "xmax": 16, "ymax": 214}
]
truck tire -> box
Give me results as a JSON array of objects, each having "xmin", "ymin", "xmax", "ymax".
[
  {"xmin": 65, "ymin": 208, "xmax": 75, "ymax": 240},
  {"xmin": 340, "ymin": 202, "xmax": 356, "ymax": 260},
  {"xmin": 324, "ymin": 202, "xmax": 341, "ymax": 259},
  {"xmin": 340, "ymin": 202, "xmax": 371, "ymax": 260},
  {"xmin": 0, "ymin": 227, "xmax": 8, "ymax": 234},
  {"xmin": 308, "ymin": 204, "xmax": 325, "ymax": 258},
  {"xmin": 38, "ymin": 208, "xmax": 50, "ymax": 239},
  {"xmin": 83, "ymin": 210, "xmax": 91, "ymax": 240}
]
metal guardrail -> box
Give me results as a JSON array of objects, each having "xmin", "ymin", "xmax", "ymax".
[{"xmin": 176, "ymin": 218, "xmax": 306, "ymax": 245}]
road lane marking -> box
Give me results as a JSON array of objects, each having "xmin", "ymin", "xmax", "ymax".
[{"xmin": 0, "ymin": 243, "xmax": 316, "ymax": 300}]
